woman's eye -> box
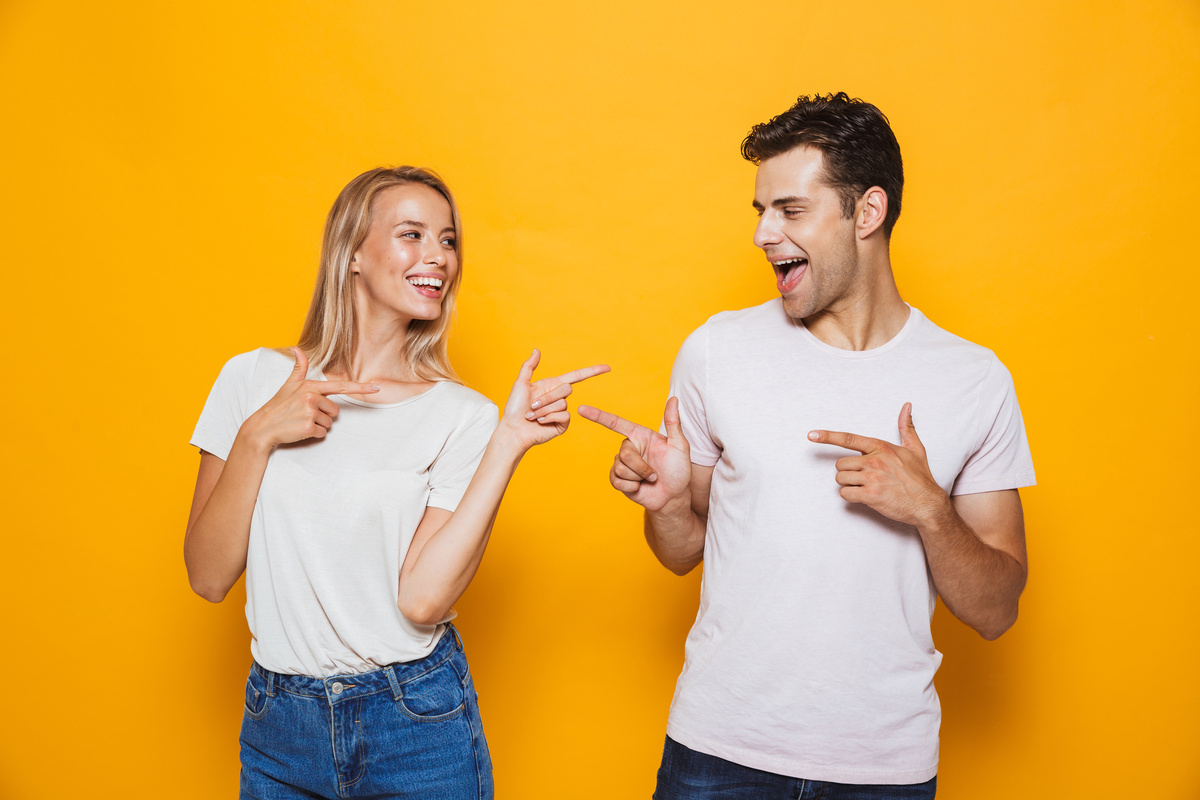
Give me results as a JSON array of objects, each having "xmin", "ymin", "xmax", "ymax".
[
  {"xmin": 400, "ymin": 231, "xmax": 420, "ymax": 239},
  {"xmin": 442, "ymin": 238, "xmax": 456, "ymax": 247}
]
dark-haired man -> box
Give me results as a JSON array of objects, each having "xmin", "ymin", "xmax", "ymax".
[{"xmin": 581, "ymin": 94, "xmax": 1034, "ymax": 798}]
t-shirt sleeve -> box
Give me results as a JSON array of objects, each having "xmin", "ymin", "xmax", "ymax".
[
  {"xmin": 951, "ymin": 357, "xmax": 1037, "ymax": 496},
  {"xmin": 665, "ymin": 324, "xmax": 720, "ymax": 467},
  {"xmin": 427, "ymin": 401, "xmax": 500, "ymax": 511},
  {"xmin": 190, "ymin": 351, "xmax": 258, "ymax": 461}
]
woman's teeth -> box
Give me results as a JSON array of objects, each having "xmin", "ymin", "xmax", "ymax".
[{"xmin": 407, "ymin": 277, "xmax": 443, "ymax": 288}]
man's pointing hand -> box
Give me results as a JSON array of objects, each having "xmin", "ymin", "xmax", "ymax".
[
  {"xmin": 808, "ymin": 402, "xmax": 951, "ymax": 528},
  {"xmin": 579, "ymin": 397, "xmax": 693, "ymax": 511}
]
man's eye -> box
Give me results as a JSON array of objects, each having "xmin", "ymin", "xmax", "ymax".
[{"xmin": 784, "ymin": 209, "xmax": 803, "ymax": 218}]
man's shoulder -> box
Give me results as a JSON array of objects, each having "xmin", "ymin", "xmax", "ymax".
[
  {"xmin": 909, "ymin": 309, "xmax": 1002, "ymax": 367},
  {"xmin": 692, "ymin": 298, "xmax": 786, "ymax": 337}
]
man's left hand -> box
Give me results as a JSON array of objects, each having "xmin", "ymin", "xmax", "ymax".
[{"xmin": 808, "ymin": 403, "xmax": 950, "ymax": 529}]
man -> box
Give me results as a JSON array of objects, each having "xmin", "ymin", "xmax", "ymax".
[{"xmin": 580, "ymin": 93, "xmax": 1035, "ymax": 798}]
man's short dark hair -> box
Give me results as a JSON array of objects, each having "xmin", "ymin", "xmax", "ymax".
[{"xmin": 742, "ymin": 93, "xmax": 904, "ymax": 237}]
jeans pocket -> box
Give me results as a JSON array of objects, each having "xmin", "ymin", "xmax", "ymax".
[
  {"xmin": 397, "ymin": 658, "xmax": 466, "ymax": 722},
  {"xmin": 244, "ymin": 667, "xmax": 271, "ymax": 720}
]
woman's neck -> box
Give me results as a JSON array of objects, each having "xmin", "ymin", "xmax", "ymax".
[{"xmin": 325, "ymin": 317, "xmax": 436, "ymax": 402}]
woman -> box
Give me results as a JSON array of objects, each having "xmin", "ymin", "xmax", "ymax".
[{"xmin": 184, "ymin": 166, "xmax": 606, "ymax": 799}]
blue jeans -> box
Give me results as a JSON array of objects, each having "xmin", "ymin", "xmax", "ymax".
[
  {"xmin": 654, "ymin": 736, "xmax": 936, "ymax": 800},
  {"xmin": 239, "ymin": 626, "xmax": 493, "ymax": 799}
]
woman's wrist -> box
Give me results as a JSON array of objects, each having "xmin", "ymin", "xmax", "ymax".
[
  {"xmin": 490, "ymin": 421, "xmax": 530, "ymax": 463},
  {"xmin": 235, "ymin": 416, "xmax": 275, "ymax": 458}
]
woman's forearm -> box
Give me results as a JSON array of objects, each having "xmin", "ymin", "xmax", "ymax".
[
  {"xmin": 397, "ymin": 427, "xmax": 525, "ymax": 624},
  {"xmin": 184, "ymin": 430, "xmax": 271, "ymax": 602}
]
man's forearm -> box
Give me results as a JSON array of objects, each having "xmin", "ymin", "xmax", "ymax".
[
  {"xmin": 918, "ymin": 503, "xmax": 1027, "ymax": 640},
  {"xmin": 644, "ymin": 493, "xmax": 706, "ymax": 576}
]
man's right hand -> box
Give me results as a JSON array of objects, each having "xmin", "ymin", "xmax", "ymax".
[
  {"xmin": 579, "ymin": 397, "xmax": 693, "ymax": 511},
  {"xmin": 242, "ymin": 347, "xmax": 381, "ymax": 451}
]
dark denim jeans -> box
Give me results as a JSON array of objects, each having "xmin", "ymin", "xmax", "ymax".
[
  {"xmin": 239, "ymin": 626, "xmax": 492, "ymax": 799},
  {"xmin": 654, "ymin": 736, "xmax": 936, "ymax": 800}
]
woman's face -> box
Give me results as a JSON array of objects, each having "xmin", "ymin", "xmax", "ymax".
[{"xmin": 350, "ymin": 183, "xmax": 458, "ymax": 324}]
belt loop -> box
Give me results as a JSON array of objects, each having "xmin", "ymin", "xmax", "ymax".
[
  {"xmin": 384, "ymin": 665, "xmax": 403, "ymax": 700},
  {"xmin": 265, "ymin": 667, "xmax": 277, "ymax": 698},
  {"xmin": 449, "ymin": 623, "xmax": 464, "ymax": 652}
]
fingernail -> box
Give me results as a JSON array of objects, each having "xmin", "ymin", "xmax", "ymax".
[
  {"xmin": 808, "ymin": 431, "xmax": 820, "ymax": 441},
  {"xmin": 369, "ymin": 385, "xmax": 381, "ymax": 391},
  {"xmin": 537, "ymin": 416, "xmax": 547, "ymax": 423},
  {"xmin": 648, "ymin": 473, "xmax": 658, "ymax": 482},
  {"xmin": 530, "ymin": 400, "xmax": 541, "ymax": 410},
  {"xmin": 525, "ymin": 412, "xmax": 536, "ymax": 420}
]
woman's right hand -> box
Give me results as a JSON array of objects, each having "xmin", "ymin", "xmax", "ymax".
[{"xmin": 241, "ymin": 348, "xmax": 380, "ymax": 451}]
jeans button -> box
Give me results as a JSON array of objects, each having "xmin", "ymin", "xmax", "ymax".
[{"xmin": 331, "ymin": 682, "xmax": 344, "ymax": 695}]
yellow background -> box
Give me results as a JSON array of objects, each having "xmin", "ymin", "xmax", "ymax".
[{"xmin": 2, "ymin": 1, "xmax": 1197, "ymax": 797}]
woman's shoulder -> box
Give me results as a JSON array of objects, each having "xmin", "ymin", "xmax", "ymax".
[
  {"xmin": 211, "ymin": 347, "xmax": 293, "ymax": 391},
  {"xmin": 433, "ymin": 381, "xmax": 499, "ymax": 417}
]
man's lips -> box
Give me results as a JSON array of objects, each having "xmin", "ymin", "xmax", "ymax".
[{"xmin": 773, "ymin": 257, "xmax": 807, "ymax": 294}]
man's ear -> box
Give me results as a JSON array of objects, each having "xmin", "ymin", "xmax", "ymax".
[{"xmin": 856, "ymin": 187, "xmax": 888, "ymax": 239}]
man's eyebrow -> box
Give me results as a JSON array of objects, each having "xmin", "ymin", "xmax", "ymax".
[{"xmin": 752, "ymin": 196, "xmax": 812, "ymax": 211}]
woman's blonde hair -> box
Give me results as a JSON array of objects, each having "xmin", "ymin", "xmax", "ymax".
[{"xmin": 297, "ymin": 166, "xmax": 463, "ymax": 382}]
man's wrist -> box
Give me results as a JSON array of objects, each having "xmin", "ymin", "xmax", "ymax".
[
  {"xmin": 650, "ymin": 488, "xmax": 694, "ymax": 521},
  {"xmin": 914, "ymin": 490, "xmax": 957, "ymax": 536}
]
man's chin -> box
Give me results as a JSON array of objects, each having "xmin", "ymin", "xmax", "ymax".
[{"xmin": 780, "ymin": 293, "xmax": 815, "ymax": 321}]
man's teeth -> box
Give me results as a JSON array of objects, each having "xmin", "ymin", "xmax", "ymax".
[
  {"xmin": 775, "ymin": 258, "xmax": 806, "ymax": 269},
  {"xmin": 407, "ymin": 277, "xmax": 443, "ymax": 288}
]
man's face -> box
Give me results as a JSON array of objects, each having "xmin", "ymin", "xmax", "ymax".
[{"xmin": 753, "ymin": 146, "xmax": 860, "ymax": 320}]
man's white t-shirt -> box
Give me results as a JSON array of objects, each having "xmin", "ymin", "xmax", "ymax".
[
  {"xmin": 191, "ymin": 348, "xmax": 498, "ymax": 677},
  {"xmin": 664, "ymin": 301, "xmax": 1035, "ymax": 784}
]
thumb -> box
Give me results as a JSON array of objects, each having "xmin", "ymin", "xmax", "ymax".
[
  {"xmin": 516, "ymin": 348, "xmax": 541, "ymax": 384},
  {"xmin": 898, "ymin": 402, "xmax": 922, "ymax": 450},
  {"xmin": 663, "ymin": 396, "xmax": 685, "ymax": 440},
  {"xmin": 289, "ymin": 347, "xmax": 309, "ymax": 383}
]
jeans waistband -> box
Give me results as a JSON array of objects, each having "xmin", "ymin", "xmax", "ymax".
[{"xmin": 251, "ymin": 624, "xmax": 463, "ymax": 704}]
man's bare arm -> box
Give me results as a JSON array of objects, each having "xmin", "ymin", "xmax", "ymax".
[
  {"xmin": 580, "ymin": 398, "xmax": 714, "ymax": 574},
  {"xmin": 923, "ymin": 489, "xmax": 1026, "ymax": 639},
  {"xmin": 810, "ymin": 402, "xmax": 1028, "ymax": 640},
  {"xmin": 643, "ymin": 463, "xmax": 714, "ymax": 575}
]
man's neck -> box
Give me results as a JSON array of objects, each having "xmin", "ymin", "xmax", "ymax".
[{"xmin": 802, "ymin": 267, "xmax": 910, "ymax": 351}]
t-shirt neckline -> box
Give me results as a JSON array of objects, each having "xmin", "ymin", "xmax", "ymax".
[
  {"xmin": 312, "ymin": 371, "xmax": 447, "ymax": 408},
  {"xmin": 791, "ymin": 303, "xmax": 922, "ymax": 359}
]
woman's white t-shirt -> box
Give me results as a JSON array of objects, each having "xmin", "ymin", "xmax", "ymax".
[{"xmin": 191, "ymin": 348, "xmax": 498, "ymax": 677}]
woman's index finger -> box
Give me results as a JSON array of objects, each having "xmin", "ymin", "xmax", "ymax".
[
  {"xmin": 551, "ymin": 364, "xmax": 611, "ymax": 386},
  {"xmin": 317, "ymin": 381, "xmax": 381, "ymax": 396}
]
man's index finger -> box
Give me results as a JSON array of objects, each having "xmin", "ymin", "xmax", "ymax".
[{"xmin": 578, "ymin": 405, "xmax": 644, "ymax": 438}]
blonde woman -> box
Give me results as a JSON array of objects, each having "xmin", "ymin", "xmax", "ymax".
[{"xmin": 185, "ymin": 166, "xmax": 605, "ymax": 799}]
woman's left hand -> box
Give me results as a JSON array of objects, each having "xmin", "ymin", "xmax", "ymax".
[{"xmin": 498, "ymin": 349, "xmax": 609, "ymax": 453}]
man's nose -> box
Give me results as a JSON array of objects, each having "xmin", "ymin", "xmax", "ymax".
[{"xmin": 753, "ymin": 214, "xmax": 782, "ymax": 250}]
